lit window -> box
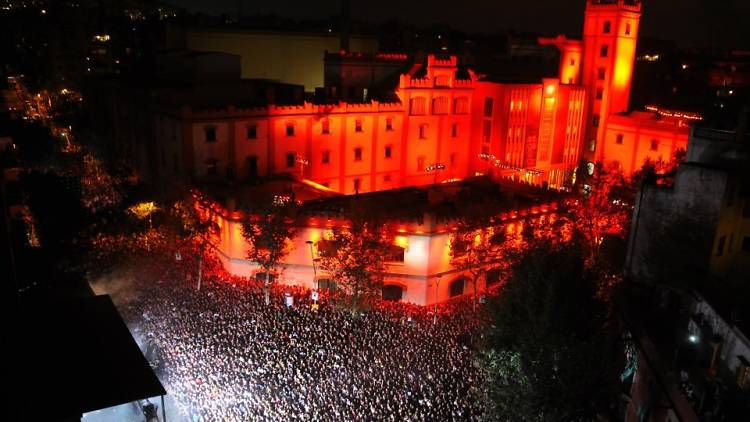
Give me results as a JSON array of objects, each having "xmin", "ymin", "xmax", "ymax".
[
  {"xmin": 650, "ymin": 139, "xmax": 658, "ymax": 151},
  {"xmin": 286, "ymin": 153, "xmax": 295, "ymax": 168},
  {"xmin": 432, "ymin": 96, "xmax": 449, "ymax": 114},
  {"xmin": 600, "ymin": 45, "xmax": 609, "ymax": 57},
  {"xmin": 321, "ymin": 119, "xmax": 330, "ymax": 135},
  {"xmin": 454, "ymin": 97, "xmax": 469, "ymax": 114},
  {"xmin": 354, "ymin": 147, "xmax": 363, "ymax": 161},
  {"xmin": 322, "ymin": 150, "xmax": 330, "ymax": 164},
  {"xmin": 385, "ymin": 117, "xmax": 393, "ymax": 131},
  {"xmin": 616, "ymin": 134, "xmax": 624, "ymax": 144},
  {"xmin": 603, "ymin": 21, "xmax": 611, "ymax": 34},
  {"xmin": 286, "ymin": 123, "xmax": 294, "ymax": 137},
  {"xmin": 205, "ymin": 126, "xmax": 217, "ymax": 143},
  {"xmin": 247, "ymin": 125, "xmax": 257, "ymax": 139},
  {"xmin": 384, "ymin": 145, "xmax": 392, "ymax": 159},
  {"xmin": 355, "ymin": 119, "xmax": 363, "ymax": 132},
  {"xmin": 410, "ymin": 97, "xmax": 427, "ymax": 115},
  {"xmin": 419, "ymin": 124, "xmax": 428, "ymax": 139}
]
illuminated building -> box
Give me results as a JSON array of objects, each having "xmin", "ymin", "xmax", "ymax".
[
  {"xmin": 199, "ymin": 178, "xmax": 559, "ymax": 305},
  {"xmin": 155, "ymin": 0, "xmax": 697, "ymax": 194}
]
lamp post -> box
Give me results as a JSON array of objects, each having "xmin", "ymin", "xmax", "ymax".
[
  {"xmin": 433, "ymin": 275, "xmax": 442, "ymax": 325},
  {"xmin": 477, "ymin": 153, "xmax": 495, "ymax": 175},
  {"xmin": 426, "ymin": 163, "xmax": 446, "ymax": 184},
  {"xmin": 305, "ymin": 240, "xmax": 318, "ymax": 291},
  {"xmin": 295, "ymin": 154, "xmax": 309, "ymax": 179}
]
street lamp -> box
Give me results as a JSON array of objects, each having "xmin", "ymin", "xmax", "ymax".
[
  {"xmin": 425, "ymin": 163, "xmax": 446, "ymax": 184},
  {"xmin": 305, "ymin": 240, "xmax": 318, "ymax": 291},
  {"xmin": 477, "ymin": 153, "xmax": 495, "ymax": 175},
  {"xmin": 433, "ymin": 275, "xmax": 442, "ymax": 325},
  {"xmin": 296, "ymin": 154, "xmax": 309, "ymax": 179}
]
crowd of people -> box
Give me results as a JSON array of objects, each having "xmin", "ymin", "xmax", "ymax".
[{"xmin": 116, "ymin": 263, "xmax": 485, "ymax": 422}]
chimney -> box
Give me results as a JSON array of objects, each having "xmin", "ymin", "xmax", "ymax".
[{"xmin": 340, "ymin": 0, "xmax": 350, "ymax": 53}]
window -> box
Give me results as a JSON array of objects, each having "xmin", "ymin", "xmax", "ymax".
[
  {"xmin": 483, "ymin": 97, "xmax": 494, "ymax": 117},
  {"xmin": 205, "ymin": 126, "xmax": 217, "ymax": 143},
  {"xmin": 206, "ymin": 159, "xmax": 217, "ymax": 175},
  {"xmin": 616, "ymin": 134, "xmax": 624, "ymax": 145},
  {"xmin": 432, "ymin": 96, "xmax": 449, "ymax": 114},
  {"xmin": 454, "ymin": 96, "xmax": 469, "ymax": 114},
  {"xmin": 743, "ymin": 236, "xmax": 750, "ymax": 252},
  {"xmin": 717, "ymin": 235, "xmax": 726, "ymax": 256},
  {"xmin": 354, "ymin": 147, "xmax": 362, "ymax": 161},
  {"xmin": 450, "ymin": 153, "xmax": 457, "ymax": 165},
  {"xmin": 410, "ymin": 97, "xmax": 427, "ymax": 115},
  {"xmin": 355, "ymin": 119, "xmax": 363, "ymax": 132},
  {"xmin": 382, "ymin": 285, "xmax": 403, "ymax": 301},
  {"xmin": 286, "ymin": 123, "xmax": 295, "ymax": 137},
  {"xmin": 385, "ymin": 117, "xmax": 393, "ymax": 131},
  {"xmin": 419, "ymin": 124, "xmax": 428, "ymax": 139},
  {"xmin": 482, "ymin": 120, "xmax": 492, "ymax": 142},
  {"xmin": 449, "ymin": 278, "xmax": 465, "ymax": 297},
  {"xmin": 383, "ymin": 175, "xmax": 391, "ymax": 182},
  {"xmin": 592, "ymin": 115, "xmax": 600, "ymax": 128},
  {"xmin": 600, "ymin": 45, "xmax": 609, "ymax": 57},
  {"xmin": 286, "ymin": 153, "xmax": 295, "ymax": 168},
  {"xmin": 451, "ymin": 123, "xmax": 458, "ymax": 138},
  {"xmin": 247, "ymin": 125, "xmax": 257, "ymax": 139},
  {"xmin": 385, "ymin": 245, "xmax": 405, "ymax": 262},
  {"xmin": 384, "ymin": 145, "xmax": 392, "ymax": 159},
  {"xmin": 589, "ymin": 139, "xmax": 597, "ymax": 152},
  {"xmin": 247, "ymin": 156, "xmax": 258, "ymax": 178},
  {"xmin": 650, "ymin": 139, "xmax": 659, "ymax": 151},
  {"xmin": 570, "ymin": 58, "xmax": 576, "ymax": 66},
  {"xmin": 603, "ymin": 21, "xmax": 611, "ymax": 34},
  {"xmin": 417, "ymin": 156, "xmax": 425, "ymax": 171},
  {"xmin": 625, "ymin": 22, "xmax": 632, "ymax": 35},
  {"xmin": 598, "ymin": 68, "xmax": 606, "ymax": 80},
  {"xmin": 596, "ymin": 88, "xmax": 604, "ymax": 100},
  {"xmin": 321, "ymin": 119, "xmax": 330, "ymax": 135},
  {"xmin": 321, "ymin": 150, "xmax": 330, "ymax": 164},
  {"xmin": 353, "ymin": 178, "xmax": 361, "ymax": 193}
]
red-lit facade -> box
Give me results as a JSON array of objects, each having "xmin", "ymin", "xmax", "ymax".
[{"xmin": 156, "ymin": 0, "xmax": 690, "ymax": 194}]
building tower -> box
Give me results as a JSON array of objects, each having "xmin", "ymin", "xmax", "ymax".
[{"xmin": 581, "ymin": 0, "xmax": 641, "ymax": 161}]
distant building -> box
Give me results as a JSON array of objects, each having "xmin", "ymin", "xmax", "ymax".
[{"xmin": 185, "ymin": 29, "xmax": 378, "ymax": 90}]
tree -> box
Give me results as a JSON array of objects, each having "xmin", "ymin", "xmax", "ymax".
[
  {"xmin": 241, "ymin": 197, "xmax": 298, "ymax": 305},
  {"xmin": 481, "ymin": 243, "xmax": 618, "ymax": 422},
  {"xmin": 449, "ymin": 223, "xmax": 505, "ymax": 311},
  {"xmin": 316, "ymin": 216, "xmax": 393, "ymax": 315},
  {"xmin": 172, "ymin": 194, "xmax": 218, "ymax": 291}
]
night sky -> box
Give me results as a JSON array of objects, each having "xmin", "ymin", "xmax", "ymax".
[{"xmin": 171, "ymin": 0, "xmax": 750, "ymax": 49}]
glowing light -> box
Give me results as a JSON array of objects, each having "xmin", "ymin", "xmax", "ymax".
[
  {"xmin": 688, "ymin": 334, "xmax": 699, "ymax": 344},
  {"xmin": 394, "ymin": 236, "xmax": 409, "ymax": 249},
  {"xmin": 93, "ymin": 34, "xmax": 111, "ymax": 42},
  {"xmin": 545, "ymin": 85, "xmax": 556, "ymax": 96}
]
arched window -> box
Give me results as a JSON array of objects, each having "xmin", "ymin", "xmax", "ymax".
[
  {"xmin": 382, "ymin": 284, "xmax": 403, "ymax": 301},
  {"xmin": 409, "ymin": 97, "xmax": 427, "ymax": 115},
  {"xmin": 432, "ymin": 96, "xmax": 449, "ymax": 114},
  {"xmin": 453, "ymin": 96, "xmax": 469, "ymax": 114},
  {"xmin": 449, "ymin": 278, "xmax": 465, "ymax": 297}
]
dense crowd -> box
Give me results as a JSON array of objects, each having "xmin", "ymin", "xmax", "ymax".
[{"xmin": 117, "ymin": 266, "xmax": 484, "ymax": 422}]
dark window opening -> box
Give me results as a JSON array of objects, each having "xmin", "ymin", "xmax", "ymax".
[
  {"xmin": 286, "ymin": 123, "xmax": 295, "ymax": 137},
  {"xmin": 286, "ymin": 153, "xmax": 295, "ymax": 168},
  {"xmin": 354, "ymin": 147, "xmax": 363, "ymax": 161},
  {"xmin": 247, "ymin": 125, "xmax": 257, "ymax": 139},
  {"xmin": 205, "ymin": 127, "xmax": 216, "ymax": 142},
  {"xmin": 449, "ymin": 278, "xmax": 465, "ymax": 297}
]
